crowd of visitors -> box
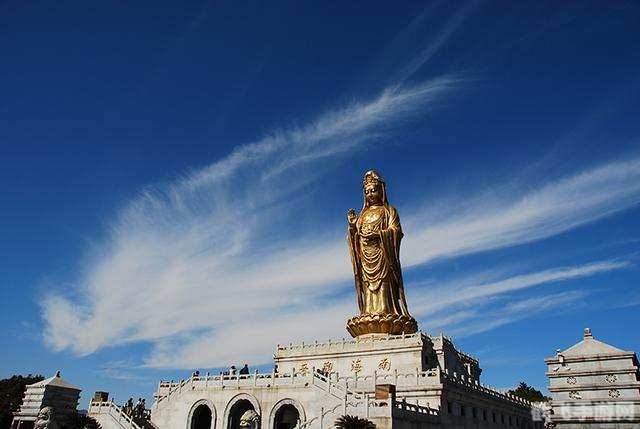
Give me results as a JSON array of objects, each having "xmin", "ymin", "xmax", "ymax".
[
  {"xmin": 220, "ymin": 363, "xmax": 250, "ymax": 376},
  {"xmin": 123, "ymin": 397, "xmax": 148, "ymax": 420}
]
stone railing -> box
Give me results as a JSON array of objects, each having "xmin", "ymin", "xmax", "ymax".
[
  {"xmin": 155, "ymin": 367, "xmax": 442, "ymax": 406},
  {"xmin": 275, "ymin": 332, "xmax": 426, "ymax": 357},
  {"xmin": 440, "ymin": 370, "xmax": 532, "ymax": 407},
  {"xmin": 394, "ymin": 399, "xmax": 439, "ymax": 416},
  {"xmin": 308, "ymin": 371, "xmax": 439, "ymax": 425},
  {"xmin": 430, "ymin": 335, "xmax": 479, "ymax": 364},
  {"xmin": 297, "ymin": 392, "xmax": 392, "ymax": 428},
  {"xmin": 154, "ymin": 366, "xmax": 530, "ymax": 413},
  {"xmin": 295, "ymin": 402, "xmax": 342, "ymax": 429},
  {"xmin": 154, "ymin": 370, "xmax": 315, "ymax": 406},
  {"xmin": 88, "ymin": 400, "xmax": 143, "ymax": 429},
  {"xmin": 311, "ymin": 369, "xmax": 363, "ymax": 402},
  {"xmin": 338, "ymin": 367, "xmax": 441, "ymax": 390},
  {"xmin": 274, "ymin": 332, "xmax": 479, "ymax": 366},
  {"xmin": 295, "ymin": 372, "xmax": 384, "ymax": 429},
  {"xmin": 297, "ymin": 396, "xmax": 438, "ymax": 428}
]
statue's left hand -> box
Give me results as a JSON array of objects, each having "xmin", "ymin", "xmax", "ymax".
[{"xmin": 347, "ymin": 208, "xmax": 357, "ymax": 225}]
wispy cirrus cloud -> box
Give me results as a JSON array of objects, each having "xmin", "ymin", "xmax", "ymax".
[
  {"xmin": 41, "ymin": 75, "xmax": 640, "ymax": 369},
  {"xmin": 402, "ymin": 158, "xmax": 640, "ymax": 266},
  {"xmin": 414, "ymin": 260, "xmax": 630, "ymax": 338},
  {"xmin": 393, "ymin": 1, "xmax": 479, "ymax": 84},
  {"xmin": 412, "ymin": 259, "xmax": 630, "ymax": 317},
  {"xmin": 435, "ymin": 291, "xmax": 587, "ymax": 339},
  {"xmin": 41, "ymin": 78, "xmax": 459, "ymax": 365}
]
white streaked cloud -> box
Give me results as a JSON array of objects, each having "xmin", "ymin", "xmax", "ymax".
[
  {"xmin": 393, "ymin": 1, "xmax": 479, "ymax": 84},
  {"xmin": 414, "ymin": 260, "xmax": 629, "ymax": 339},
  {"xmin": 40, "ymin": 76, "xmax": 640, "ymax": 369},
  {"xmin": 412, "ymin": 259, "xmax": 630, "ymax": 317},
  {"xmin": 41, "ymin": 78, "xmax": 459, "ymax": 364},
  {"xmin": 402, "ymin": 158, "xmax": 640, "ymax": 267},
  {"xmin": 430, "ymin": 291, "xmax": 586, "ymax": 339}
]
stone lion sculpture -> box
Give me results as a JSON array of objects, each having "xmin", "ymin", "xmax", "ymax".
[
  {"xmin": 35, "ymin": 406, "xmax": 59, "ymax": 429},
  {"xmin": 239, "ymin": 409, "xmax": 260, "ymax": 429}
]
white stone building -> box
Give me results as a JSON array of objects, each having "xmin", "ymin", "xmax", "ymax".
[
  {"xmin": 89, "ymin": 332, "xmax": 541, "ymax": 429},
  {"xmin": 544, "ymin": 328, "xmax": 640, "ymax": 428},
  {"xmin": 87, "ymin": 171, "xmax": 544, "ymax": 429},
  {"xmin": 11, "ymin": 371, "xmax": 81, "ymax": 429}
]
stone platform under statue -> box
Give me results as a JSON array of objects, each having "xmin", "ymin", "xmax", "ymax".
[
  {"xmin": 89, "ymin": 330, "xmax": 540, "ymax": 429},
  {"xmin": 127, "ymin": 332, "xmax": 535, "ymax": 429}
]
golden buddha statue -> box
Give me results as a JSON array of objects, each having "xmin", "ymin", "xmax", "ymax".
[{"xmin": 346, "ymin": 170, "xmax": 418, "ymax": 337}]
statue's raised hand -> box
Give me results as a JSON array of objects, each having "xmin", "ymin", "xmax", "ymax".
[{"xmin": 347, "ymin": 208, "xmax": 357, "ymax": 227}]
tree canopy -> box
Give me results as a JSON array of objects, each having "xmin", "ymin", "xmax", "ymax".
[
  {"xmin": 0, "ymin": 374, "xmax": 45, "ymax": 429},
  {"xmin": 334, "ymin": 415, "xmax": 376, "ymax": 429},
  {"xmin": 508, "ymin": 382, "xmax": 550, "ymax": 402}
]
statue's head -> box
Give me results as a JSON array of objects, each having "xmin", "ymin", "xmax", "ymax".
[
  {"xmin": 239, "ymin": 409, "xmax": 260, "ymax": 429},
  {"xmin": 37, "ymin": 407, "xmax": 53, "ymax": 421},
  {"xmin": 35, "ymin": 406, "xmax": 54, "ymax": 429},
  {"xmin": 362, "ymin": 170, "xmax": 387, "ymax": 207}
]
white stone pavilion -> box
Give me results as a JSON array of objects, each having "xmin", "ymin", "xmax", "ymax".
[
  {"xmin": 11, "ymin": 371, "xmax": 81, "ymax": 429},
  {"xmin": 545, "ymin": 328, "xmax": 640, "ymax": 428}
]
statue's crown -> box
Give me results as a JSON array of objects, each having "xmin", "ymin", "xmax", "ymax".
[{"xmin": 362, "ymin": 170, "xmax": 384, "ymax": 187}]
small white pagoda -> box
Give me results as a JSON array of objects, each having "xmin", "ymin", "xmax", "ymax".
[
  {"xmin": 11, "ymin": 371, "xmax": 81, "ymax": 429},
  {"xmin": 545, "ymin": 328, "xmax": 640, "ymax": 428}
]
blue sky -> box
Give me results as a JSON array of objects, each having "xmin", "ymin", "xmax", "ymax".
[{"xmin": 1, "ymin": 0, "xmax": 640, "ymax": 407}]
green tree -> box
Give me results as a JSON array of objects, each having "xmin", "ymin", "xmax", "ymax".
[
  {"xmin": 334, "ymin": 415, "xmax": 376, "ymax": 429},
  {"xmin": 508, "ymin": 382, "xmax": 550, "ymax": 402},
  {"xmin": 0, "ymin": 374, "xmax": 45, "ymax": 429},
  {"xmin": 68, "ymin": 412, "xmax": 101, "ymax": 429}
]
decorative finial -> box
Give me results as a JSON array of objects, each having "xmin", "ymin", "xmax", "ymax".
[{"xmin": 584, "ymin": 327, "xmax": 592, "ymax": 339}]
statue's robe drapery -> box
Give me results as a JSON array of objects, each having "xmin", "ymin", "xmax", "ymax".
[{"xmin": 348, "ymin": 204, "xmax": 410, "ymax": 317}]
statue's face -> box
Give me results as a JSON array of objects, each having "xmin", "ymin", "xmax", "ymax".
[{"xmin": 364, "ymin": 183, "xmax": 382, "ymax": 205}]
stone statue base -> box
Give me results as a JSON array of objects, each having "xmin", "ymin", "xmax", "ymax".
[{"xmin": 346, "ymin": 313, "xmax": 418, "ymax": 337}]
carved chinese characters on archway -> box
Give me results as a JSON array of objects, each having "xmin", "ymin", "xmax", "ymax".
[{"xmin": 378, "ymin": 358, "xmax": 391, "ymax": 371}]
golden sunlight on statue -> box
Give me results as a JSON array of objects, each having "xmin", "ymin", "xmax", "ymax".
[{"xmin": 346, "ymin": 170, "xmax": 418, "ymax": 337}]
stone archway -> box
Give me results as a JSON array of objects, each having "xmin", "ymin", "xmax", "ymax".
[
  {"xmin": 188, "ymin": 399, "xmax": 216, "ymax": 429},
  {"xmin": 268, "ymin": 399, "xmax": 305, "ymax": 429},
  {"xmin": 224, "ymin": 394, "xmax": 261, "ymax": 429}
]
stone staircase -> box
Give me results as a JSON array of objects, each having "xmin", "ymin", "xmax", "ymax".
[
  {"xmin": 88, "ymin": 400, "xmax": 154, "ymax": 429},
  {"xmin": 299, "ymin": 371, "xmax": 387, "ymax": 429}
]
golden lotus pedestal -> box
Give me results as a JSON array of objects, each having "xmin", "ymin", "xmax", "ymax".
[{"xmin": 346, "ymin": 313, "xmax": 418, "ymax": 337}]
